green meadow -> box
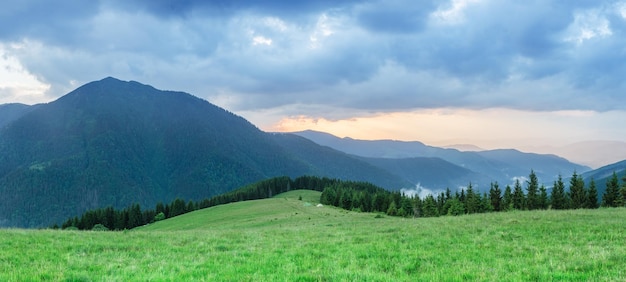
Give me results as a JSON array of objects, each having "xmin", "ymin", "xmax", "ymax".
[{"xmin": 1, "ymin": 190, "xmax": 625, "ymax": 281}]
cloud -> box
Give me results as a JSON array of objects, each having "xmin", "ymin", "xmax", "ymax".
[
  {"xmin": 400, "ymin": 183, "xmax": 445, "ymax": 199},
  {"xmin": 1, "ymin": 0, "xmax": 626, "ymax": 116}
]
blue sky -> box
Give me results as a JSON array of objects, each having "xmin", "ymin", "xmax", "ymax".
[{"xmin": 1, "ymin": 0, "xmax": 626, "ymax": 165}]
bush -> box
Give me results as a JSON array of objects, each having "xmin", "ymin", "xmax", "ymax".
[
  {"xmin": 92, "ymin": 224, "xmax": 109, "ymax": 231},
  {"xmin": 154, "ymin": 212, "xmax": 166, "ymax": 222}
]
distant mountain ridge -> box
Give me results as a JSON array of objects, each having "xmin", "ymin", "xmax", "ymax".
[
  {"xmin": 522, "ymin": 141, "xmax": 626, "ymax": 169},
  {"xmin": 292, "ymin": 130, "xmax": 590, "ymax": 189},
  {"xmin": 581, "ymin": 159, "xmax": 626, "ymax": 200},
  {"xmin": 0, "ymin": 77, "xmax": 409, "ymax": 228}
]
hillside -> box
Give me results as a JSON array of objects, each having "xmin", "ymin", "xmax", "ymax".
[
  {"xmin": 0, "ymin": 78, "xmax": 408, "ymax": 228},
  {"xmin": 293, "ymin": 130, "xmax": 590, "ymax": 190},
  {"xmin": 357, "ymin": 156, "xmax": 492, "ymax": 190},
  {"xmin": 582, "ymin": 160, "xmax": 626, "ymax": 201},
  {"xmin": 5, "ymin": 192, "xmax": 622, "ymax": 280},
  {"xmin": 0, "ymin": 103, "xmax": 35, "ymax": 129},
  {"xmin": 137, "ymin": 190, "xmax": 329, "ymax": 231}
]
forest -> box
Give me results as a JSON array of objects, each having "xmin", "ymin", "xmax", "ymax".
[{"xmin": 58, "ymin": 171, "xmax": 626, "ymax": 231}]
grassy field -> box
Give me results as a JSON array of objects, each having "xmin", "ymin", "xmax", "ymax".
[{"xmin": 1, "ymin": 189, "xmax": 625, "ymax": 281}]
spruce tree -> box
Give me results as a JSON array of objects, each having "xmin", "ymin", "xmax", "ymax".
[
  {"xmin": 569, "ymin": 171, "xmax": 586, "ymax": 209},
  {"xmin": 422, "ymin": 194, "xmax": 439, "ymax": 217},
  {"xmin": 538, "ymin": 185, "xmax": 549, "ymax": 209},
  {"xmin": 586, "ymin": 178, "xmax": 599, "ymax": 209},
  {"xmin": 551, "ymin": 175, "xmax": 567, "ymax": 209},
  {"xmin": 602, "ymin": 172, "xmax": 620, "ymax": 207},
  {"xmin": 526, "ymin": 170, "xmax": 539, "ymax": 210},
  {"xmin": 412, "ymin": 196, "xmax": 423, "ymax": 218},
  {"xmin": 619, "ymin": 174, "xmax": 626, "ymax": 207},
  {"xmin": 400, "ymin": 197, "xmax": 414, "ymax": 217},
  {"xmin": 386, "ymin": 201, "xmax": 398, "ymax": 216},
  {"xmin": 446, "ymin": 198, "xmax": 465, "ymax": 216},
  {"xmin": 481, "ymin": 192, "xmax": 494, "ymax": 212},
  {"xmin": 512, "ymin": 179, "xmax": 525, "ymax": 210},
  {"xmin": 502, "ymin": 185, "xmax": 513, "ymax": 211},
  {"xmin": 465, "ymin": 183, "xmax": 479, "ymax": 214},
  {"xmin": 489, "ymin": 182, "xmax": 502, "ymax": 212}
]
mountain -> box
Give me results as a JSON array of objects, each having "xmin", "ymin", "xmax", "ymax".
[
  {"xmin": 292, "ymin": 130, "xmax": 590, "ymax": 189},
  {"xmin": 0, "ymin": 77, "xmax": 408, "ymax": 228},
  {"xmin": 442, "ymin": 144, "xmax": 484, "ymax": 152},
  {"xmin": 522, "ymin": 141, "xmax": 626, "ymax": 169},
  {"xmin": 356, "ymin": 156, "xmax": 492, "ymax": 191},
  {"xmin": 581, "ymin": 159, "xmax": 626, "ymax": 202},
  {"xmin": 0, "ymin": 103, "xmax": 36, "ymax": 129},
  {"xmin": 268, "ymin": 133, "xmax": 411, "ymax": 189}
]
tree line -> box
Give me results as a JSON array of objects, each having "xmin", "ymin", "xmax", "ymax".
[
  {"xmin": 321, "ymin": 170, "xmax": 626, "ymax": 218},
  {"xmin": 56, "ymin": 171, "xmax": 626, "ymax": 230},
  {"xmin": 55, "ymin": 175, "xmax": 339, "ymax": 230}
]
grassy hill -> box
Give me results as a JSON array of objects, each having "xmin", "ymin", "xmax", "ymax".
[{"xmin": 1, "ymin": 191, "xmax": 625, "ymax": 281}]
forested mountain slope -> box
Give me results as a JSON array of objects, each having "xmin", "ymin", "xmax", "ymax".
[{"xmin": 0, "ymin": 78, "xmax": 406, "ymax": 227}]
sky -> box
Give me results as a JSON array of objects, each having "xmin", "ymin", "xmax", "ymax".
[{"xmin": 1, "ymin": 0, "xmax": 626, "ymax": 165}]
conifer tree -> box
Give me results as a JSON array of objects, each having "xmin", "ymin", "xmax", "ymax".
[
  {"xmin": 400, "ymin": 197, "xmax": 414, "ymax": 217},
  {"xmin": 489, "ymin": 182, "xmax": 502, "ymax": 212},
  {"xmin": 586, "ymin": 178, "xmax": 599, "ymax": 209},
  {"xmin": 502, "ymin": 185, "xmax": 513, "ymax": 211},
  {"xmin": 538, "ymin": 185, "xmax": 549, "ymax": 209},
  {"xmin": 422, "ymin": 194, "xmax": 439, "ymax": 217},
  {"xmin": 617, "ymin": 175, "xmax": 626, "ymax": 207},
  {"xmin": 386, "ymin": 201, "xmax": 398, "ymax": 216},
  {"xmin": 437, "ymin": 192, "xmax": 446, "ymax": 215},
  {"xmin": 512, "ymin": 179, "xmax": 525, "ymax": 210},
  {"xmin": 551, "ymin": 175, "xmax": 567, "ymax": 209},
  {"xmin": 569, "ymin": 171, "xmax": 586, "ymax": 209},
  {"xmin": 465, "ymin": 183, "xmax": 479, "ymax": 214},
  {"xmin": 526, "ymin": 170, "xmax": 539, "ymax": 210},
  {"xmin": 602, "ymin": 172, "xmax": 620, "ymax": 207},
  {"xmin": 412, "ymin": 196, "xmax": 423, "ymax": 218},
  {"xmin": 481, "ymin": 192, "xmax": 494, "ymax": 213},
  {"xmin": 446, "ymin": 198, "xmax": 465, "ymax": 216}
]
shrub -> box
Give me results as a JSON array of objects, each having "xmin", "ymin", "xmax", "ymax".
[
  {"xmin": 154, "ymin": 212, "xmax": 166, "ymax": 222},
  {"xmin": 92, "ymin": 224, "xmax": 109, "ymax": 231}
]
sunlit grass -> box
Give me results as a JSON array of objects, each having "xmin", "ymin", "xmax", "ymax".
[{"xmin": 1, "ymin": 190, "xmax": 624, "ymax": 281}]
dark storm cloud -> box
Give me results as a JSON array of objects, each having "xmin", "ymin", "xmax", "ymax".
[
  {"xmin": 2, "ymin": 0, "xmax": 626, "ymax": 114},
  {"xmin": 0, "ymin": 0, "xmax": 98, "ymax": 44},
  {"xmin": 355, "ymin": 0, "xmax": 437, "ymax": 33}
]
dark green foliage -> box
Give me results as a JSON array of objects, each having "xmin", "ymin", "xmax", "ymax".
[
  {"xmin": 586, "ymin": 179, "xmax": 599, "ymax": 209},
  {"xmin": 538, "ymin": 185, "xmax": 549, "ymax": 210},
  {"xmin": 480, "ymin": 192, "xmax": 493, "ymax": 213},
  {"xmin": 551, "ymin": 175, "xmax": 568, "ymax": 210},
  {"xmin": 502, "ymin": 185, "xmax": 513, "ymax": 211},
  {"xmin": 445, "ymin": 198, "xmax": 465, "ymax": 216},
  {"xmin": 154, "ymin": 212, "xmax": 165, "ymax": 222},
  {"xmin": 512, "ymin": 179, "xmax": 525, "ymax": 210},
  {"xmin": 602, "ymin": 172, "xmax": 621, "ymax": 207},
  {"xmin": 464, "ymin": 183, "xmax": 480, "ymax": 214},
  {"xmin": 386, "ymin": 201, "xmax": 398, "ymax": 216},
  {"xmin": 526, "ymin": 170, "xmax": 539, "ymax": 210},
  {"xmin": 422, "ymin": 195, "xmax": 439, "ymax": 217},
  {"xmin": 620, "ymin": 175, "xmax": 626, "ymax": 207},
  {"xmin": 489, "ymin": 182, "xmax": 502, "ymax": 212},
  {"xmin": 399, "ymin": 197, "xmax": 414, "ymax": 217},
  {"xmin": 569, "ymin": 171, "xmax": 587, "ymax": 209}
]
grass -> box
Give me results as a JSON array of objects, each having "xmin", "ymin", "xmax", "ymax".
[{"xmin": 1, "ymin": 189, "xmax": 625, "ymax": 281}]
